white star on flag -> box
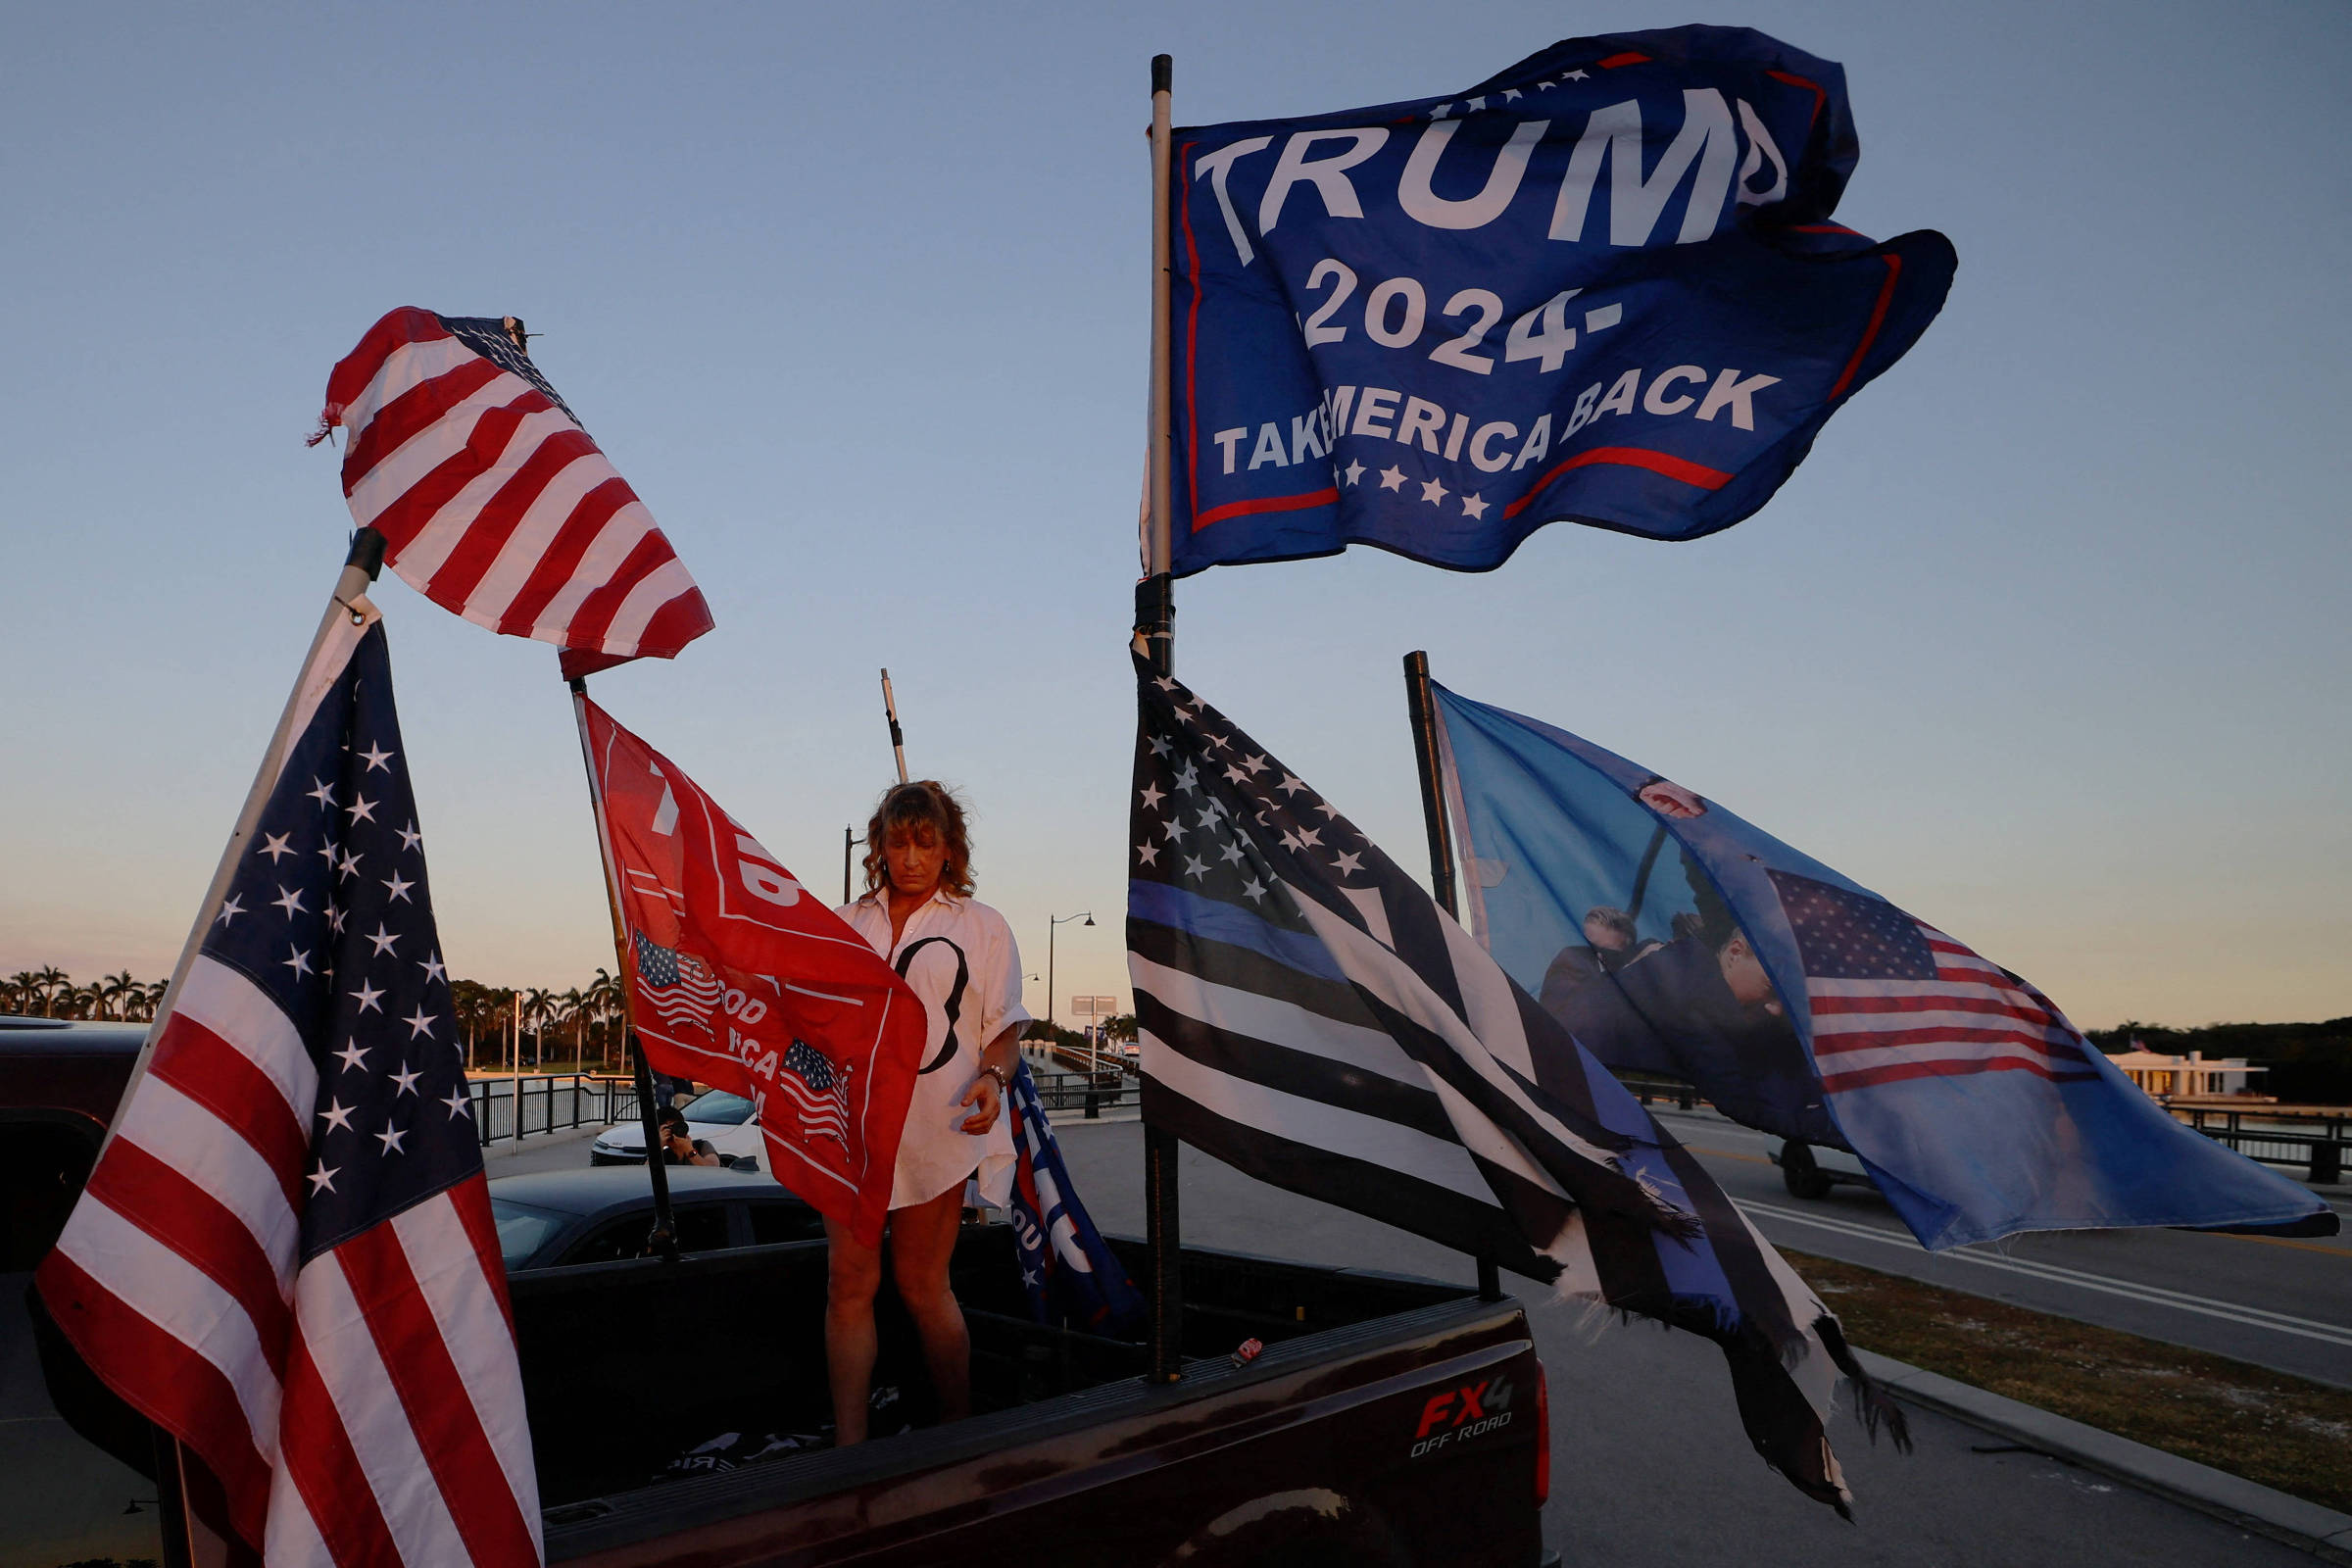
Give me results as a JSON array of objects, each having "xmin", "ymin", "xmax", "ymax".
[
  {"xmin": 1379, "ymin": 466, "xmax": 1406, "ymax": 491},
  {"xmin": 349, "ymin": 980, "xmax": 384, "ymax": 1014},
  {"xmin": 1420, "ymin": 476, "xmax": 1449, "ymax": 505},
  {"xmin": 359, "ymin": 742, "xmax": 394, "ymax": 771},
  {"xmin": 402, "ymin": 1006, "xmax": 436, "ymax": 1039},
  {"xmin": 333, "ymin": 1039, "xmax": 368, "ymax": 1073},
  {"xmin": 1461, "ymin": 494, "xmax": 1489, "ymax": 519},
  {"xmin": 259, "ymin": 833, "xmax": 293, "ymax": 863},
  {"xmin": 319, "ymin": 1098, "xmax": 355, "ymax": 1133}
]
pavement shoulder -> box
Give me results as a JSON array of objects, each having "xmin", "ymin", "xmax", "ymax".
[{"xmin": 1855, "ymin": 1347, "xmax": 2352, "ymax": 1561}]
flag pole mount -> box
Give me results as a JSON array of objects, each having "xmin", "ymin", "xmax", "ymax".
[
  {"xmin": 1139, "ymin": 49, "xmax": 1185, "ymax": 1384},
  {"xmin": 1403, "ymin": 651, "xmax": 1502, "ymax": 1303},
  {"xmin": 566, "ymin": 670, "xmax": 682, "ymax": 1262}
]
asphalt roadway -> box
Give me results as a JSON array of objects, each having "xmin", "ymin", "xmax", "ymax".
[
  {"xmin": 1648, "ymin": 1105, "xmax": 2352, "ymax": 1391},
  {"xmin": 497, "ymin": 1118, "xmax": 2345, "ymax": 1562},
  {"xmin": 1045, "ymin": 1119, "xmax": 2329, "ymax": 1568}
]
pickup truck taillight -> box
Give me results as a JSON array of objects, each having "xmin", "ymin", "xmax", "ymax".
[{"xmin": 1533, "ymin": 1363, "xmax": 1551, "ymax": 1505}]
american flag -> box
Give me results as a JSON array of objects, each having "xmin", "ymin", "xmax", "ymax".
[
  {"xmin": 776, "ymin": 1040, "xmax": 851, "ymax": 1148},
  {"xmin": 36, "ymin": 615, "xmax": 539, "ymax": 1565},
  {"xmin": 316, "ymin": 308, "xmax": 713, "ymax": 663},
  {"xmin": 1127, "ymin": 661, "xmax": 1899, "ymax": 1514},
  {"xmin": 631, "ymin": 929, "xmax": 724, "ymax": 1037},
  {"xmin": 1769, "ymin": 870, "xmax": 2104, "ymax": 1096}
]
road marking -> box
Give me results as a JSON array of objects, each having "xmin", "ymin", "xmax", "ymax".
[
  {"xmin": 1683, "ymin": 1147, "xmax": 2350, "ymax": 1257},
  {"xmin": 2216, "ymin": 1233, "xmax": 2352, "ymax": 1258},
  {"xmin": 1738, "ymin": 1198, "xmax": 2352, "ymax": 1349}
]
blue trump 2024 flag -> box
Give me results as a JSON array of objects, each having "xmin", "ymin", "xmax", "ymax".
[
  {"xmin": 1166, "ymin": 25, "xmax": 1955, "ymax": 575},
  {"xmin": 1428, "ymin": 681, "xmax": 2338, "ymax": 1250},
  {"xmin": 1006, "ymin": 1062, "xmax": 1143, "ymax": 1336}
]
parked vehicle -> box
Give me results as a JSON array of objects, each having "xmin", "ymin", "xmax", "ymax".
[
  {"xmin": 6, "ymin": 1016, "xmax": 1555, "ymax": 1567},
  {"xmin": 1773, "ymin": 1138, "xmax": 1877, "ymax": 1200},
  {"xmin": 588, "ymin": 1087, "xmax": 764, "ymax": 1166},
  {"xmin": 490, "ymin": 1165, "xmax": 824, "ymax": 1268}
]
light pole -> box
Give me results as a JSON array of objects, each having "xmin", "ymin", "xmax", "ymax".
[{"xmin": 1047, "ymin": 911, "xmax": 1094, "ymax": 1072}]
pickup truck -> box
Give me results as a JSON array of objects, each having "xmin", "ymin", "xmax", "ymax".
[{"xmin": 5, "ymin": 1016, "xmax": 1554, "ymax": 1567}]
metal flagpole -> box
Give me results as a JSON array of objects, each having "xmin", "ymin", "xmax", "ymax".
[
  {"xmin": 567, "ymin": 674, "xmax": 681, "ymax": 1262},
  {"xmin": 1138, "ymin": 50, "xmax": 1185, "ymax": 1384},
  {"xmin": 97, "ymin": 526, "xmax": 387, "ymax": 1163},
  {"xmin": 1403, "ymin": 651, "xmax": 1504, "ymax": 1302},
  {"xmin": 880, "ymin": 668, "xmax": 909, "ymax": 784}
]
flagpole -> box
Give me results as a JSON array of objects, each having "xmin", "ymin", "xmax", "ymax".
[
  {"xmin": 1403, "ymin": 651, "xmax": 1503, "ymax": 1303},
  {"xmin": 98, "ymin": 526, "xmax": 387, "ymax": 1162},
  {"xmin": 1138, "ymin": 49, "xmax": 1185, "ymax": 1385},
  {"xmin": 567, "ymin": 674, "xmax": 681, "ymax": 1262}
]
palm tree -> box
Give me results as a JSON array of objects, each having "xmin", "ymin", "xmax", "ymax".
[
  {"xmin": 559, "ymin": 987, "xmax": 586, "ymax": 1071},
  {"xmin": 35, "ymin": 965, "xmax": 70, "ymax": 1018},
  {"xmin": 100, "ymin": 971, "xmax": 139, "ymax": 1021},
  {"xmin": 4, "ymin": 972, "xmax": 36, "ymax": 1016},
  {"xmin": 584, "ymin": 967, "xmax": 623, "ymax": 1071},
  {"xmin": 521, "ymin": 988, "xmax": 554, "ymax": 1070},
  {"xmin": 144, "ymin": 978, "xmax": 171, "ymax": 1020}
]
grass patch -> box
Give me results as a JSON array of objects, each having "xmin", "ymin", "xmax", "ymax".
[{"xmin": 1785, "ymin": 1249, "xmax": 2352, "ymax": 1514}]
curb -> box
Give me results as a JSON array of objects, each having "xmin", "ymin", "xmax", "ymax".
[
  {"xmin": 483, "ymin": 1121, "xmax": 602, "ymax": 1159},
  {"xmin": 1855, "ymin": 1348, "xmax": 2352, "ymax": 1561}
]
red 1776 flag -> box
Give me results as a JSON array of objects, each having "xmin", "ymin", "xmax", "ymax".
[
  {"xmin": 582, "ymin": 700, "xmax": 925, "ymax": 1247},
  {"xmin": 38, "ymin": 613, "xmax": 540, "ymax": 1566},
  {"xmin": 317, "ymin": 308, "xmax": 714, "ymax": 665}
]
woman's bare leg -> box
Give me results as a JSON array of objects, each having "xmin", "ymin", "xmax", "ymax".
[
  {"xmin": 821, "ymin": 1214, "xmax": 883, "ymax": 1445},
  {"xmin": 888, "ymin": 1183, "xmax": 973, "ymax": 1424}
]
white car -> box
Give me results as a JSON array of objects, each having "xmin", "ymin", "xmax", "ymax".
[{"xmin": 588, "ymin": 1089, "xmax": 765, "ymax": 1168}]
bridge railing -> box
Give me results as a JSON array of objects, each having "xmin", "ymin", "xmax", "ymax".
[
  {"xmin": 466, "ymin": 1073, "xmax": 636, "ymax": 1148},
  {"xmin": 2178, "ymin": 1108, "xmax": 2347, "ymax": 1185}
]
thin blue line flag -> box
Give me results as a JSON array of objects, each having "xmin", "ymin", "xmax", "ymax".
[
  {"xmin": 1429, "ymin": 680, "xmax": 2338, "ymax": 1250},
  {"xmin": 1166, "ymin": 24, "xmax": 1955, "ymax": 575}
]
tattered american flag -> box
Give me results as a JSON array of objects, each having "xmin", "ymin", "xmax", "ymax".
[
  {"xmin": 316, "ymin": 308, "xmax": 713, "ymax": 662},
  {"xmin": 1767, "ymin": 870, "xmax": 2104, "ymax": 1096},
  {"xmin": 36, "ymin": 613, "xmax": 539, "ymax": 1566}
]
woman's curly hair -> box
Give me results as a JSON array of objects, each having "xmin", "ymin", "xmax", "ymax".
[{"xmin": 859, "ymin": 779, "xmax": 975, "ymax": 898}]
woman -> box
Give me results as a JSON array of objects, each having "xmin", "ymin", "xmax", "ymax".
[{"xmin": 826, "ymin": 779, "xmax": 1029, "ymax": 1444}]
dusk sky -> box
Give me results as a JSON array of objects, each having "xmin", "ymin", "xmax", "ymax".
[{"xmin": 4, "ymin": 1, "xmax": 2346, "ymax": 1032}]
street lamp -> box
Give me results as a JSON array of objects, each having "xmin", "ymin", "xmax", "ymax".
[{"xmin": 1047, "ymin": 911, "xmax": 1094, "ymax": 1071}]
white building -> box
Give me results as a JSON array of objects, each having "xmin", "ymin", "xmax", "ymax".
[{"xmin": 2107, "ymin": 1047, "xmax": 2268, "ymax": 1102}]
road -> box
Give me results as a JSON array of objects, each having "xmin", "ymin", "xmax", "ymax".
[
  {"xmin": 1045, "ymin": 1120, "xmax": 2328, "ymax": 1568},
  {"xmin": 1652, "ymin": 1106, "xmax": 2352, "ymax": 1390}
]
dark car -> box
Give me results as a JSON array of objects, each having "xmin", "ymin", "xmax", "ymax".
[{"xmin": 489, "ymin": 1164, "xmax": 824, "ymax": 1269}]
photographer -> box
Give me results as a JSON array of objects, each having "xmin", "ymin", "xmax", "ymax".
[{"xmin": 657, "ymin": 1106, "xmax": 720, "ymax": 1167}]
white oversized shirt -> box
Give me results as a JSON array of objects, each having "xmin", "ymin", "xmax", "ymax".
[{"xmin": 839, "ymin": 888, "xmax": 1031, "ymax": 1210}]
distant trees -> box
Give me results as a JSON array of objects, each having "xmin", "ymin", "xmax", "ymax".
[{"xmin": 6, "ymin": 958, "xmax": 651, "ymax": 1082}]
